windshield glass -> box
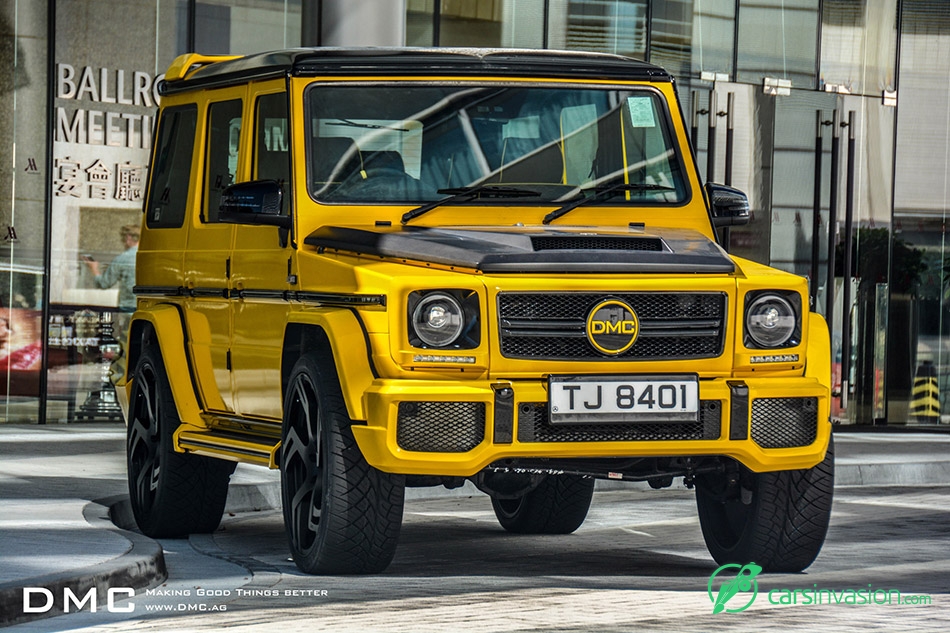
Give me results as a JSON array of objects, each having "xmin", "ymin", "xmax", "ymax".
[{"xmin": 306, "ymin": 83, "xmax": 688, "ymax": 206}]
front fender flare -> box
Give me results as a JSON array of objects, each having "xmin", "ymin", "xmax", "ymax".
[{"xmin": 284, "ymin": 309, "xmax": 377, "ymax": 422}]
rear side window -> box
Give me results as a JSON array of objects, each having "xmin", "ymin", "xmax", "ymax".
[
  {"xmin": 255, "ymin": 93, "xmax": 291, "ymax": 186},
  {"xmin": 205, "ymin": 99, "xmax": 243, "ymax": 222},
  {"xmin": 146, "ymin": 105, "xmax": 197, "ymax": 228}
]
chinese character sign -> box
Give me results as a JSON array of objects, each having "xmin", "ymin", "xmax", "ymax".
[{"xmin": 55, "ymin": 157, "xmax": 145, "ymax": 203}]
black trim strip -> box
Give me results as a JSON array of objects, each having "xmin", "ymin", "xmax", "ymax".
[
  {"xmin": 728, "ymin": 381, "xmax": 749, "ymax": 441},
  {"xmin": 637, "ymin": 329, "xmax": 721, "ymax": 338},
  {"xmin": 190, "ymin": 288, "xmax": 228, "ymax": 298},
  {"xmin": 167, "ymin": 302, "xmax": 205, "ymax": 412},
  {"xmin": 295, "ymin": 291, "xmax": 387, "ymax": 307},
  {"xmin": 235, "ymin": 289, "xmax": 287, "ymax": 300},
  {"xmin": 503, "ymin": 328, "xmax": 582, "ymax": 338},
  {"xmin": 133, "ymin": 285, "xmax": 386, "ymax": 308},
  {"xmin": 492, "ymin": 384, "xmax": 514, "ymax": 444},
  {"xmin": 134, "ymin": 285, "xmax": 184, "ymax": 296},
  {"xmin": 347, "ymin": 307, "xmax": 380, "ymax": 380}
]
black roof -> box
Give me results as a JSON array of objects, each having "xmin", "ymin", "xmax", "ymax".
[{"xmin": 160, "ymin": 47, "xmax": 672, "ymax": 95}]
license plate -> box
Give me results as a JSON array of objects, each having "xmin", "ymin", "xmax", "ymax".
[{"xmin": 548, "ymin": 375, "xmax": 699, "ymax": 424}]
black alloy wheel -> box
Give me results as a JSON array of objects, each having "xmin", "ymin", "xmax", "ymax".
[
  {"xmin": 281, "ymin": 354, "xmax": 405, "ymax": 574},
  {"xmin": 127, "ymin": 342, "xmax": 233, "ymax": 537}
]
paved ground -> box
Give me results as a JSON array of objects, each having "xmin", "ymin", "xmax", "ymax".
[{"xmin": 1, "ymin": 423, "xmax": 949, "ymax": 632}]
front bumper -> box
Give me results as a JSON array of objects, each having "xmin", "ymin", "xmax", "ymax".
[{"xmin": 351, "ymin": 375, "xmax": 831, "ymax": 476}]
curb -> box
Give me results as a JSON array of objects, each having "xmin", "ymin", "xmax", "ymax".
[
  {"xmin": 0, "ymin": 496, "xmax": 167, "ymax": 628},
  {"xmin": 834, "ymin": 461, "xmax": 950, "ymax": 486}
]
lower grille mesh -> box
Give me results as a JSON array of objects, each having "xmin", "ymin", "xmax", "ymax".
[
  {"xmin": 750, "ymin": 397, "xmax": 818, "ymax": 448},
  {"xmin": 396, "ymin": 402, "xmax": 486, "ymax": 452},
  {"xmin": 517, "ymin": 400, "xmax": 722, "ymax": 442}
]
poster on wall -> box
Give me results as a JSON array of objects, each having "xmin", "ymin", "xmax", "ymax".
[
  {"xmin": 0, "ymin": 307, "xmax": 43, "ymax": 397},
  {"xmin": 0, "ymin": 262, "xmax": 45, "ymax": 398}
]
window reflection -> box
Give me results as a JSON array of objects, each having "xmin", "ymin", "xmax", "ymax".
[
  {"xmin": 307, "ymin": 85, "xmax": 688, "ymax": 206},
  {"xmin": 550, "ymin": 0, "xmax": 648, "ymax": 58},
  {"xmin": 691, "ymin": 0, "xmax": 735, "ymax": 79},
  {"xmin": 820, "ymin": 0, "xmax": 898, "ymax": 96},
  {"xmin": 737, "ymin": 0, "xmax": 820, "ymax": 89},
  {"xmin": 891, "ymin": 0, "xmax": 950, "ymax": 424},
  {"xmin": 650, "ymin": 0, "xmax": 694, "ymax": 80},
  {"xmin": 439, "ymin": 0, "xmax": 503, "ymax": 47}
]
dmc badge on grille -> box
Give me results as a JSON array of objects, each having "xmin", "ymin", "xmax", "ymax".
[{"xmin": 585, "ymin": 299, "xmax": 640, "ymax": 355}]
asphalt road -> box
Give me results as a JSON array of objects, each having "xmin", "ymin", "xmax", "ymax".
[{"xmin": 12, "ymin": 482, "xmax": 950, "ymax": 633}]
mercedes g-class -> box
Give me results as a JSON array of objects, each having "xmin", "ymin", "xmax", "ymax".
[{"xmin": 120, "ymin": 48, "xmax": 834, "ymax": 575}]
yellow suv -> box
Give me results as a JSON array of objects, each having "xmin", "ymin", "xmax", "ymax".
[{"xmin": 122, "ymin": 48, "xmax": 833, "ymax": 575}]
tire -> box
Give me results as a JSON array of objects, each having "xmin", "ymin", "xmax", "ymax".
[
  {"xmin": 696, "ymin": 435, "xmax": 835, "ymax": 573},
  {"xmin": 280, "ymin": 354, "xmax": 405, "ymax": 574},
  {"xmin": 491, "ymin": 475, "xmax": 595, "ymax": 534},
  {"xmin": 127, "ymin": 342, "xmax": 234, "ymax": 538}
]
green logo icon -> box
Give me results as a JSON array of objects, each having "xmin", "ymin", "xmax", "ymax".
[{"xmin": 708, "ymin": 562, "xmax": 762, "ymax": 614}]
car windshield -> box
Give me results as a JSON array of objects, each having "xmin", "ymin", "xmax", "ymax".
[{"xmin": 306, "ymin": 83, "xmax": 688, "ymax": 207}]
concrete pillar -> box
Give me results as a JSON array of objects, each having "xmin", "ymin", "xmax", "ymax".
[{"xmin": 319, "ymin": 0, "xmax": 406, "ymax": 47}]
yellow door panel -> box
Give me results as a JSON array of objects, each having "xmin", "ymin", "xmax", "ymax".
[{"xmin": 182, "ymin": 297, "xmax": 232, "ymax": 412}]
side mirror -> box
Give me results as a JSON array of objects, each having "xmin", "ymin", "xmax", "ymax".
[
  {"xmin": 706, "ymin": 183, "xmax": 751, "ymax": 227},
  {"xmin": 219, "ymin": 180, "xmax": 290, "ymax": 229}
]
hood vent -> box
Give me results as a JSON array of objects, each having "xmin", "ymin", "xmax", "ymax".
[{"xmin": 530, "ymin": 236, "xmax": 664, "ymax": 252}]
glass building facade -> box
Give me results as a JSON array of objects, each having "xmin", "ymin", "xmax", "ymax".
[{"xmin": 1, "ymin": 0, "xmax": 948, "ymax": 428}]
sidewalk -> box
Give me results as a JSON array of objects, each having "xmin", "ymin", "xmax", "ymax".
[{"xmin": 1, "ymin": 423, "xmax": 949, "ymax": 626}]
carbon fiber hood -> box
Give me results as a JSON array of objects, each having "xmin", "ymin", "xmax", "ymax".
[{"xmin": 304, "ymin": 225, "xmax": 735, "ymax": 274}]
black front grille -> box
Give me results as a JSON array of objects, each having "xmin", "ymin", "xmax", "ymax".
[
  {"xmin": 517, "ymin": 400, "xmax": 722, "ymax": 443},
  {"xmin": 750, "ymin": 397, "xmax": 818, "ymax": 449},
  {"xmin": 396, "ymin": 402, "xmax": 486, "ymax": 452},
  {"xmin": 531, "ymin": 236, "xmax": 663, "ymax": 252},
  {"xmin": 498, "ymin": 292, "xmax": 727, "ymax": 360}
]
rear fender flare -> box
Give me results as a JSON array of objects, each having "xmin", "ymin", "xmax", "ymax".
[{"xmin": 126, "ymin": 305, "xmax": 204, "ymax": 428}]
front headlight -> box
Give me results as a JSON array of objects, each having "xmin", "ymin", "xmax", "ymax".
[
  {"xmin": 408, "ymin": 290, "xmax": 480, "ymax": 349},
  {"xmin": 744, "ymin": 291, "xmax": 801, "ymax": 348}
]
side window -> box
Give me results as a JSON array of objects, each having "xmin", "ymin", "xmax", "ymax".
[
  {"xmin": 254, "ymin": 93, "xmax": 291, "ymax": 189},
  {"xmin": 205, "ymin": 99, "xmax": 243, "ymax": 222},
  {"xmin": 146, "ymin": 105, "xmax": 197, "ymax": 228}
]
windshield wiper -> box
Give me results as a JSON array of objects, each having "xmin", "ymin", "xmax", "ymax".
[
  {"xmin": 542, "ymin": 182, "xmax": 676, "ymax": 225},
  {"xmin": 401, "ymin": 184, "xmax": 541, "ymax": 224},
  {"xmin": 327, "ymin": 119, "xmax": 409, "ymax": 132}
]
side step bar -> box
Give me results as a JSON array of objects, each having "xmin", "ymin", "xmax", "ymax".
[{"xmin": 177, "ymin": 427, "xmax": 281, "ymax": 468}]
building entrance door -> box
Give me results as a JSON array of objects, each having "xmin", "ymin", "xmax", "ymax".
[{"xmin": 690, "ymin": 82, "xmax": 896, "ymax": 425}]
